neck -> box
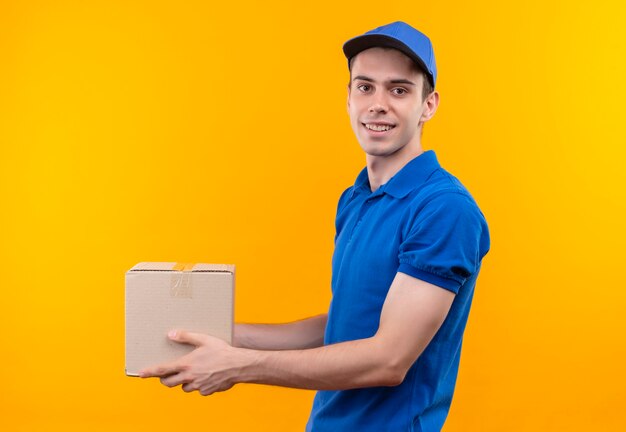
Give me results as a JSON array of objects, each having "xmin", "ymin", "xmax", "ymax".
[{"xmin": 366, "ymin": 143, "xmax": 423, "ymax": 192}]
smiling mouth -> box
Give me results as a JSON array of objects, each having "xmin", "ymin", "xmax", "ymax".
[{"xmin": 363, "ymin": 123, "xmax": 395, "ymax": 132}]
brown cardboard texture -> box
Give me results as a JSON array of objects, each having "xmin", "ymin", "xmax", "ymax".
[{"xmin": 125, "ymin": 262, "xmax": 234, "ymax": 376}]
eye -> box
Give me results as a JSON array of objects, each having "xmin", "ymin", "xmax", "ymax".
[
  {"xmin": 391, "ymin": 87, "xmax": 408, "ymax": 96},
  {"xmin": 356, "ymin": 84, "xmax": 371, "ymax": 93}
]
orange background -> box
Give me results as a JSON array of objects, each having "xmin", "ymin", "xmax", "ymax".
[{"xmin": 1, "ymin": 1, "xmax": 625, "ymax": 430}]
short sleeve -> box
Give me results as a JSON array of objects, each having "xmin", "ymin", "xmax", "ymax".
[{"xmin": 398, "ymin": 191, "xmax": 490, "ymax": 293}]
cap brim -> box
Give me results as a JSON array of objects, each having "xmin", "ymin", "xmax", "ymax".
[{"xmin": 343, "ymin": 35, "xmax": 434, "ymax": 87}]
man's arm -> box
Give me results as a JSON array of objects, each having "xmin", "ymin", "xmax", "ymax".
[
  {"xmin": 140, "ymin": 272, "xmax": 454, "ymax": 395},
  {"xmin": 234, "ymin": 314, "xmax": 327, "ymax": 350}
]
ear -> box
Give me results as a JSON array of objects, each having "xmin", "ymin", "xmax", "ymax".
[
  {"xmin": 419, "ymin": 90, "xmax": 440, "ymax": 123},
  {"xmin": 346, "ymin": 83, "xmax": 351, "ymax": 113}
]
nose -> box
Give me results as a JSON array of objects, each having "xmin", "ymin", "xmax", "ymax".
[
  {"xmin": 368, "ymin": 93, "xmax": 388, "ymax": 114},
  {"xmin": 369, "ymin": 104, "xmax": 387, "ymax": 114}
]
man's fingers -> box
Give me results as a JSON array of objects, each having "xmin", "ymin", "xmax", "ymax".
[
  {"xmin": 139, "ymin": 361, "xmax": 183, "ymax": 378},
  {"xmin": 169, "ymin": 329, "xmax": 207, "ymax": 347},
  {"xmin": 182, "ymin": 382, "xmax": 198, "ymax": 393},
  {"xmin": 160, "ymin": 373, "xmax": 191, "ymax": 388}
]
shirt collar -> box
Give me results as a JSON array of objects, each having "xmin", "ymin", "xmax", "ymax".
[{"xmin": 351, "ymin": 150, "xmax": 441, "ymax": 199}]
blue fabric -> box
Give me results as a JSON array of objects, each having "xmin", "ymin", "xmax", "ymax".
[
  {"xmin": 306, "ymin": 150, "xmax": 490, "ymax": 432},
  {"xmin": 342, "ymin": 21, "xmax": 437, "ymax": 87}
]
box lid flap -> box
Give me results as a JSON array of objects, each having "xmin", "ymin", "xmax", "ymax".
[{"xmin": 128, "ymin": 262, "xmax": 234, "ymax": 273}]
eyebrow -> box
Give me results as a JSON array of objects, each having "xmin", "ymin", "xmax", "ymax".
[{"xmin": 352, "ymin": 75, "xmax": 417, "ymax": 86}]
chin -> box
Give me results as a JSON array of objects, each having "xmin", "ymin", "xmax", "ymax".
[
  {"xmin": 362, "ymin": 146, "xmax": 402, "ymax": 158},
  {"xmin": 358, "ymin": 138, "xmax": 396, "ymax": 152}
]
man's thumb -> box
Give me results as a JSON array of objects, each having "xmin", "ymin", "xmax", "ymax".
[{"xmin": 168, "ymin": 330, "xmax": 205, "ymax": 347}]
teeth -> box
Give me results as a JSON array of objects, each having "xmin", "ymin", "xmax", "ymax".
[{"xmin": 365, "ymin": 124, "xmax": 393, "ymax": 131}]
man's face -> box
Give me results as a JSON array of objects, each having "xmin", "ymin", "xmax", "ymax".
[{"xmin": 347, "ymin": 47, "xmax": 434, "ymax": 160}]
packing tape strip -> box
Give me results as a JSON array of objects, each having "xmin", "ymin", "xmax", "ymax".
[
  {"xmin": 170, "ymin": 262, "xmax": 195, "ymax": 298},
  {"xmin": 172, "ymin": 262, "xmax": 195, "ymax": 271}
]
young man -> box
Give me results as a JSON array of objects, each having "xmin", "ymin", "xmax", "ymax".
[{"xmin": 140, "ymin": 22, "xmax": 490, "ymax": 431}]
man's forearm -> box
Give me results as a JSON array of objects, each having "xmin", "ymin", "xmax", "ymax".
[
  {"xmin": 232, "ymin": 334, "xmax": 405, "ymax": 390},
  {"xmin": 234, "ymin": 314, "xmax": 327, "ymax": 351}
]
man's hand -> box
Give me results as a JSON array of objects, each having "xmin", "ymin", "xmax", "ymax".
[{"xmin": 139, "ymin": 330, "xmax": 247, "ymax": 396}]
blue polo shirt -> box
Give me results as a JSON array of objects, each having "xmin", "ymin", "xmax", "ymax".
[{"xmin": 306, "ymin": 150, "xmax": 490, "ymax": 432}]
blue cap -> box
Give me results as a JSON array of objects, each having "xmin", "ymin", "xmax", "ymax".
[{"xmin": 343, "ymin": 21, "xmax": 437, "ymax": 87}]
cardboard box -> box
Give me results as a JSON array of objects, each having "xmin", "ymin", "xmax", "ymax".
[{"xmin": 125, "ymin": 262, "xmax": 234, "ymax": 376}]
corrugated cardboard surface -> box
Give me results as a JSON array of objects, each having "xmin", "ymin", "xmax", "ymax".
[{"xmin": 125, "ymin": 262, "xmax": 234, "ymax": 376}]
